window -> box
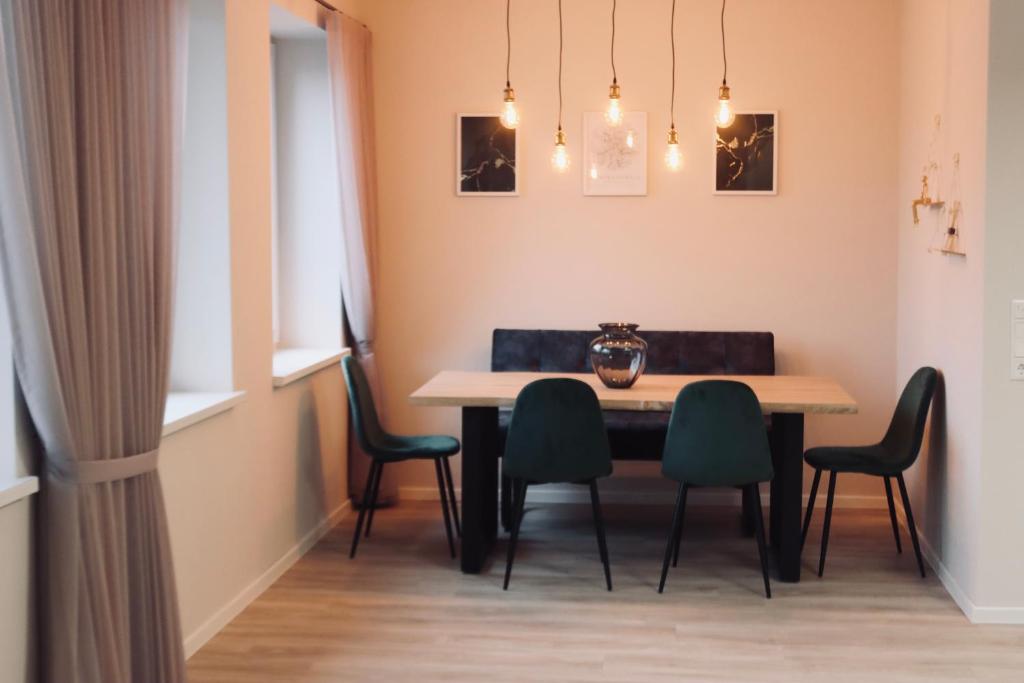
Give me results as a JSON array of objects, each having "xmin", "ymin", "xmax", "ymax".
[
  {"xmin": 269, "ymin": 4, "xmax": 347, "ymax": 387},
  {"xmin": 0, "ymin": 261, "xmax": 37, "ymax": 506},
  {"xmin": 165, "ymin": 0, "xmax": 243, "ymax": 434}
]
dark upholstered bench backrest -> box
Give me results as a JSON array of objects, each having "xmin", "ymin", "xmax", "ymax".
[{"xmin": 491, "ymin": 329, "xmax": 775, "ymax": 376}]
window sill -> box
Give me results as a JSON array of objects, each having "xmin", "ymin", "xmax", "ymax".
[
  {"xmin": 163, "ymin": 391, "xmax": 246, "ymax": 437},
  {"xmin": 0, "ymin": 476, "xmax": 39, "ymax": 510},
  {"xmin": 272, "ymin": 347, "xmax": 350, "ymax": 388}
]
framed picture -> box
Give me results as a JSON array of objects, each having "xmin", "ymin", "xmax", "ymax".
[
  {"xmin": 456, "ymin": 114, "xmax": 518, "ymax": 196},
  {"xmin": 583, "ymin": 111, "xmax": 647, "ymax": 196},
  {"xmin": 714, "ymin": 111, "xmax": 778, "ymax": 195}
]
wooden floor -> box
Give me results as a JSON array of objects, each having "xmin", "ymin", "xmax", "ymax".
[{"xmin": 188, "ymin": 501, "xmax": 1024, "ymax": 682}]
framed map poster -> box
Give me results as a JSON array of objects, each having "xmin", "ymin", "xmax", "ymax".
[{"xmin": 582, "ymin": 111, "xmax": 647, "ymax": 196}]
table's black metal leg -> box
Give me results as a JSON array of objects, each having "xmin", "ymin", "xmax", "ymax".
[
  {"xmin": 461, "ymin": 406, "xmax": 499, "ymax": 574},
  {"xmin": 769, "ymin": 412, "xmax": 804, "ymax": 583}
]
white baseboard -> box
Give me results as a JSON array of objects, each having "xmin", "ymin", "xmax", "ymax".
[
  {"xmin": 399, "ymin": 485, "xmax": 888, "ymax": 509},
  {"xmin": 895, "ymin": 511, "xmax": 1024, "ymax": 624},
  {"xmin": 183, "ymin": 500, "xmax": 352, "ymax": 658}
]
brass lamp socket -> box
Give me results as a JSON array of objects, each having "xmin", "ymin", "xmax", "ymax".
[
  {"xmin": 608, "ymin": 82, "xmax": 621, "ymax": 100},
  {"xmin": 503, "ymin": 86, "xmax": 516, "ymax": 103},
  {"xmin": 718, "ymin": 84, "xmax": 731, "ymax": 101},
  {"xmin": 554, "ymin": 128, "xmax": 567, "ymax": 146},
  {"xmin": 667, "ymin": 127, "xmax": 679, "ymax": 145}
]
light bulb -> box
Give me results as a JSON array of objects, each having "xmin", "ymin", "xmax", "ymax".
[
  {"xmin": 715, "ymin": 84, "xmax": 736, "ymax": 128},
  {"xmin": 625, "ymin": 129, "xmax": 635, "ymax": 149},
  {"xmin": 551, "ymin": 129, "xmax": 570, "ymax": 172},
  {"xmin": 665, "ymin": 127, "xmax": 682, "ymax": 171},
  {"xmin": 500, "ymin": 86, "xmax": 519, "ymax": 129},
  {"xmin": 605, "ymin": 82, "xmax": 623, "ymax": 126},
  {"xmin": 552, "ymin": 144, "xmax": 569, "ymax": 172}
]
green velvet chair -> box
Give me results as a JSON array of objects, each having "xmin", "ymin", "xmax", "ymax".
[
  {"xmin": 502, "ymin": 378, "xmax": 614, "ymax": 591},
  {"xmin": 658, "ymin": 380, "xmax": 773, "ymax": 598},
  {"xmin": 802, "ymin": 367, "xmax": 937, "ymax": 578},
  {"xmin": 342, "ymin": 355, "xmax": 461, "ymax": 559}
]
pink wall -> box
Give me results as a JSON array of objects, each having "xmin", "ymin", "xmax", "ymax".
[
  {"xmin": 895, "ymin": 0, "xmax": 989, "ymax": 614},
  {"xmin": 364, "ymin": 0, "xmax": 901, "ymax": 496}
]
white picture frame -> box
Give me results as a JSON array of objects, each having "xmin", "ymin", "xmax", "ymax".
[
  {"xmin": 714, "ymin": 111, "xmax": 778, "ymax": 195},
  {"xmin": 456, "ymin": 113, "xmax": 519, "ymax": 196},
  {"xmin": 582, "ymin": 111, "xmax": 647, "ymax": 196}
]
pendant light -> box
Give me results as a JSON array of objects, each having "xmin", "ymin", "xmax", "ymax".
[
  {"xmin": 715, "ymin": 0, "xmax": 736, "ymax": 128},
  {"xmin": 551, "ymin": 0, "xmax": 570, "ymax": 171},
  {"xmin": 500, "ymin": 0, "xmax": 519, "ymax": 129},
  {"xmin": 665, "ymin": 0, "xmax": 682, "ymax": 170},
  {"xmin": 604, "ymin": 0, "xmax": 623, "ymax": 126}
]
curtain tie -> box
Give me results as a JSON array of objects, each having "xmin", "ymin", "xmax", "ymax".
[
  {"xmin": 75, "ymin": 448, "xmax": 159, "ymax": 484},
  {"xmin": 356, "ymin": 340, "xmax": 375, "ymax": 357}
]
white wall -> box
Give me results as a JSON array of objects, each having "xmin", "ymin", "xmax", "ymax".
[
  {"xmin": 361, "ymin": 0, "xmax": 902, "ymax": 500},
  {"xmin": 978, "ymin": 0, "xmax": 1024, "ymax": 615},
  {"xmin": 0, "ymin": 499, "xmax": 33, "ymax": 683}
]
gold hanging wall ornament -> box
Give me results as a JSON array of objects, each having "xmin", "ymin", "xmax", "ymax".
[
  {"xmin": 930, "ymin": 152, "xmax": 966, "ymax": 257},
  {"xmin": 911, "ymin": 175, "xmax": 944, "ymax": 224},
  {"xmin": 911, "ymin": 114, "xmax": 945, "ymax": 224}
]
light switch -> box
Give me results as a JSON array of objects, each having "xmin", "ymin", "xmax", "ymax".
[
  {"xmin": 1013, "ymin": 301, "xmax": 1024, "ymax": 381},
  {"xmin": 1014, "ymin": 361, "xmax": 1024, "ymax": 381}
]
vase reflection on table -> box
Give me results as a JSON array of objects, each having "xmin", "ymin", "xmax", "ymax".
[{"xmin": 589, "ymin": 323, "xmax": 648, "ymax": 389}]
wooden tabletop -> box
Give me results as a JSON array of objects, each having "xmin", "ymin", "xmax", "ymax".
[{"xmin": 409, "ymin": 371, "xmax": 858, "ymax": 415}]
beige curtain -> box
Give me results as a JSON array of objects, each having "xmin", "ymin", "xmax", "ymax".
[
  {"xmin": 326, "ymin": 13, "xmax": 389, "ymax": 502},
  {"xmin": 0, "ymin": 1, "xmax": 188, "ymax": 681}
]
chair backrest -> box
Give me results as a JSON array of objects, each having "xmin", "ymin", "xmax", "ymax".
[
  {"xmin": 661, "ymin": 380, "xmax": 773, "ymax": 486},
  {"xmin": 503, "ymin": 378, "xmax": 613, "ymax": 484},
  {"xmin": 341, "ymin": 355, "xmax": 387, "ymax": 457},
  {"xmin": 880, "ymin": 367, "xmax": 938, "ymax": 468}
]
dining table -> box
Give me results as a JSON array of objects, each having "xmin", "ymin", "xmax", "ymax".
[{"xmin": 409, "ymin": 370, "xmax": 858, "ymax": 582}]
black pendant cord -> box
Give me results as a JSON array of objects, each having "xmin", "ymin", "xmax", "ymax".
[
  {"xmin": 610, "ymin": 0, "xmax": 618, "ymax": 85},
  {"xmin": 505, "ymin": 0, "xmax": 511, "ymax": 88},
  {"xmin": 557, "ymin": 0, "xmax": 564, "ymax": 130},
  {"xmin": 670, "ymin": 0, "xmax": 676, "ymax": 128},
  {"xmin": 720, "ymin": 0, "xmax": 728, "ymax": 86}
]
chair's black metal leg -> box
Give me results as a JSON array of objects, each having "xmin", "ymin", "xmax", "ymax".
[
  {"xmin": 658, "ymin": 482, "xmax": 687, "ymax": 594},
  {"xmin": 751, "ymin": 484, "xmax": 772, "ymax": 599},
  {"xmin": 434, "ymin": 458, "xmax": 456, "ymax": 558},
  {"xmin": 801, "ymin": 467, "xmax": 822, "ymax": 552},
  {"xmin": 896, "ymin": 474, "xmax": 926, "ymax": 578},
  {"xmin": 503, "ymin": 480, "xmax": 527, "ymax": 590},
  {"xmin": 884, "ymin": 476, "xmax": 903, "ymax": 554},
  {"xmin": 364, "ymin": 460, "xmax": 384, "ymax": 538},
  {"xmin": 350, "ymin": 461, "xmax": 379, "ymax": 558},
  {"xmin": 672, "ymin": 484, "xmax": 689, "ymax": 567},
  {"xmin": 818, "ymin": 471, "xmax": 837, "ymax": 577},
  {"xmin": 501, "ymin": 470, "xmax": 513, "ymax": 532},
  {"xmin": 589, "ymin": 480, "xmax": 612, "ymax": 591},
  {"xmin": 442, "ymin": 456, "xmax": 461, "ymax": 537}
]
